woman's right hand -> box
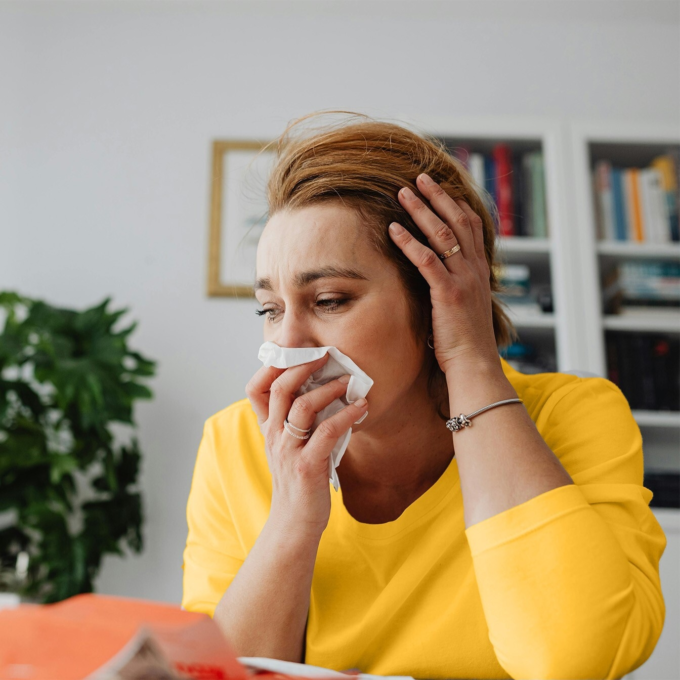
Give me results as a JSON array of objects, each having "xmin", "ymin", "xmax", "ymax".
[{"xmin": 246, "ymin": 352, "xmax": 368, "ymax": 541}]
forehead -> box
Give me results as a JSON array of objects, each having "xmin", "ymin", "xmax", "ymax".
[{"xmin": 255, "ymin": 203, "xmax": 377, "ymax": 288}]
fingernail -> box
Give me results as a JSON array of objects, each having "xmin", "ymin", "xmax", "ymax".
[
  {"xmin": 400, "ymin": 187, "xmax": 416, "ymax": 200},
  {"xmin": 389, "ymin": 222, "xmax": 404, "ymax": 235},
  {"xmin": 419, "ymin": 173, "xmax": 435, "ymax": 186},
  {"xmin": 354, "ymin": 397, "xmax": 367, "ymax": 407},
  {"xmin": 338, "ymin": 374, "xmax": 350, "ymax": 384}
]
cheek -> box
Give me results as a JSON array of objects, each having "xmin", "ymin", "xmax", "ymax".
[
  {"xmin": 341, "ymin": 300, "xmax": 413, "ymax": 363},
  {"xmin": 341, "ymin": 303, "xmax": 424, "ymax": 402}
]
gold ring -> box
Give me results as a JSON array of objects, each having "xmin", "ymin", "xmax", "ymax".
[{"xmin": 439, "ymin": 243, "xmax": 461, "ymax": 260}]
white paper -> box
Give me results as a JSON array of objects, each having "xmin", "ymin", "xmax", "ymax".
[
  {"xmin": 239, "ymin": 656, "xmax": 414, "ymax": 680},
  {"xmin": 257, "ymin": 341, "xmax": 374, "ymax": 491}
]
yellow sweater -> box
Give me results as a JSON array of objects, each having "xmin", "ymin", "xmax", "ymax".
[{"xmin": 182, "ymin": 359, "xmax": 667, "ymax": 679}]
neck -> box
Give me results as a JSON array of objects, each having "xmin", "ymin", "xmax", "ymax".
[{"xmin": 337, "ymin": 376, "xmax": 454, "ymax": 497}]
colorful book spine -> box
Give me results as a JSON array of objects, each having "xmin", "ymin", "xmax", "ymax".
[
  {"xmin": 531, "ymin": 152, "xmax": 548, "ymax": 238},
  {"xmin": 443, "ymin": 143, "xmax": 550, "ymax": 239},
  {"xmin": 511, "ymin": 152, "xmax": 525, "ymax": 237},
  {"xmin": 638, "ymin": 168, "xmax": 669, "ymax": 244},
  {"xmin": 606, "ymin": 332, "xmax": 680, "ymax": 411},
  {"xmin": 594, "ymin": 160, "xmax": 615, "ymax": 240},
  {"xmin": 494, "ymin": 143, "xmax": 515, "ymax": 236},
  {"xmin": 629, "ymin": 168, "xmax": 645, "ymax": 241},
  {"xmin": 611, "ymin": 168, "xmax": 627, "ymax": 241},
  {"xmin": 593, "ymin": 151, "xmax": 678, "ymax": 243},
  {"xmin": 651, "ymin": 153, "xmax": 680, "ymax": 242},
  {"xmin": 522, "ymin": 153, "xmax": 534, "ymax": 237},
  {"xmin": 622, "ymin": 169, "xmax": 636, "ymax": 241},
  {"xmin": 639, "ymin": 168, "xmax": 656, "ymax": 243},
  {"xmin": 468, "ymin": 152, "xmax": 486, "ymax": 198},
  {"xmin": 484, "ymin": 155, "xmax": 497, "ymax": 236}
]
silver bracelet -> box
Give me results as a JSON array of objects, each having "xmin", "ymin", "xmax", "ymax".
[{"xmin": 445, "ymin": 398, "xmax": 523, "ymax": 432}]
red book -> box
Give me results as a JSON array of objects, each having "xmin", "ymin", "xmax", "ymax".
[
  {"xmin": 493, "ymin": 143, "xmax": 515, "ymax": 236},
  {"xmin": 0, "ymin": 594, "xmax": 248, "ymax": 680}
]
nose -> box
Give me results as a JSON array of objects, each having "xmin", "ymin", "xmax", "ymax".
[{"xmin": 267, "ymin": 308, "xmax": 319, "ymax": 349}]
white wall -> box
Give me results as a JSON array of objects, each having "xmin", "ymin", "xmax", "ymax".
[{"xmin": 1, "ymin": 0, "xmax": 678, "ymax": 604}]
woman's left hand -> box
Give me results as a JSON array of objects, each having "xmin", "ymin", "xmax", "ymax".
[{"xmin": 389, "ymin": 173, "xmax": 501, "ymax": 377}]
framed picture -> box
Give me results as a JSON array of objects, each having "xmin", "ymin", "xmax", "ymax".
[{"xmin": 207, "ymin": 139, "xmax": 277, "ymax": 297}]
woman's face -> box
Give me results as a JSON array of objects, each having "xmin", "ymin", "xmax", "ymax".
[{"xmin": 254, "ymin": 202, "xmax": 430, "ymax": 430}]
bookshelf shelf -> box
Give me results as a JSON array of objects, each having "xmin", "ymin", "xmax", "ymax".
[
  {"xmin": 633, "ymin": 410, "xmax": 680, "ymax": 428},
  {"xmin": 602, "ymin": 313, "xmax": 680, "ymax": 333},
  {"xmin": 570, "ymin": 120, "xmax": 679, "ymax": 437},
  {"xmin": 505, "ymin": 308, "xmax": 556, "ymax": 329},
  {"xmin": 597, "ymin": 241, "xmax": 680, "ymax": 260},
  {"xmin": 402, "ymin": 116, "xmax": 678, "ymax": 434},
  {"xmin": 403, "ymin": 115, "xmax": 570, "ymax": 375},
  {"xmin": 495, "ymin": 237, "xmax": 552, "ymax": 266},
  {"xmin": 496, "ymin": 236, "xmax": 551, "ymax": 253}
]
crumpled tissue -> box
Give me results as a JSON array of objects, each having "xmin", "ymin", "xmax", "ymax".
[{"xmin": 257, "ymin": 341, "xmax": 374, "ymax": 491}]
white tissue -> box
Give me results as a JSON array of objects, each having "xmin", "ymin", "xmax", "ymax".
[{"xmin": 257, "ymin": 341, "xmax": 374, "ymax": 491}]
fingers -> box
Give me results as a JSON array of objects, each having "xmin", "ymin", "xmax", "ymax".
[
  {"xmin": 399, "ymin": 174, "xmax": 476, "ymax": 266},
  {"xmin": 301, "ymin": 397, "xmax": 368, "ymax": 469},
  {"xmin": 286, "ymin": 375, "xmax": 351, "ymax": 433},
  {"xmin": 388, "ymin": 222, "xmax": 453, "ymax": 291},
  {"xmin": 246, "ymin": 352, "xmax": 329, "ymax": 426},
  {"xmin": 397, "ymin": 184, "xmax": 462, "ymax": 264},
  {"xmin": 246, "ymin": 365, "xmax": 287, "ymax": 425},
  {"xmin": 453, "ymin": 197, "xmax": 489, "ymax": 265},
  {"xmin": 267, "ymin": 353, "xmax": 331, "ymax": 428}
]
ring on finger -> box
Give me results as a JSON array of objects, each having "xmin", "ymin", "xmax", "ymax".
[
  {"xmin": 285, "ymin": 417, "xmax": 312, "ymax": 433},
  {"xmin": 283, "ymin": 417, "xmax": 311, "ymax": 439},
  {"xmin": 439, "ymin": 243, "xmax": 461, "ymax": 260}
]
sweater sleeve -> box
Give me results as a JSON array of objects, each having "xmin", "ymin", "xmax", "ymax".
[
  {"xmin": 464, "ymin": 376, "xmax": 667, "ymax": 680},
  {"xmin": 181, "ymin": 414, "xmax": 246, "ymax": 617}
]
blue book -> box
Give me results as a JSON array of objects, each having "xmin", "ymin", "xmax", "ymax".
[
  {"xmin": 484, "ymin": 155, "xmax": 496, "ymax": 205},
  {"xmin": 484, "ymin": 155, "xmax": 498, "ymax": 235},
  {"xmin": 611, "ymin": 168, "xmax": 626, "ymax": 241}
]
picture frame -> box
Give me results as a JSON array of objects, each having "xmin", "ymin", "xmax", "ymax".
[{"xmin": 207, "ymin": 139, "xmax": 277, "ymax": 297}]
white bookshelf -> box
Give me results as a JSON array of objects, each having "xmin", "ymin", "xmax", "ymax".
[
  {"xmin": 400, "ymin": 116, "xmax": 680, "ymax": 425},
  {"xmin": 399, "ymin": 114, "xmax": 582, "ymax": 375},
  {"xmin": 401, "ymin": 115, "xmax": 679, "ymax": 679},
  {"xmin": 569, "ymin": 120, "xmax": 680, "ymax": 377},
  {"xmin": 569, "ymin": 120, "xmax": 679, "ymax": 680}
]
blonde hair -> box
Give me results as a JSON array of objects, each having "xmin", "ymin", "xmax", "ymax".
[{"xmin": 262, "ymin": 110, "xmax": 518, "ymax": 420}]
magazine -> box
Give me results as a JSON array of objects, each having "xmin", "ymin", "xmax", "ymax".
[{"xmin": 0, "ymin": 594, "xmax": 414, "ymax": 680}]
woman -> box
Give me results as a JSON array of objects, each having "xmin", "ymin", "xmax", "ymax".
[{"xmin": 182, "ymin": 112, "xmax": 666, "ymax": 679}]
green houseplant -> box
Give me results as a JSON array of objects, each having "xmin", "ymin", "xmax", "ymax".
[{"xmin": 0, "ymin": 291, "xmax": 157, "ymax": 603}]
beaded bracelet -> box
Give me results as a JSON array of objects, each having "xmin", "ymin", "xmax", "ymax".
[{"xmin": 445, "ymin": 398, "xmax": 523, "ymax": 432}]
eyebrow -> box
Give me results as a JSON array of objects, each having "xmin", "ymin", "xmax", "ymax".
[{"xmin": 253, "ymin": 266, "xmax": 369, "ymax": 293}]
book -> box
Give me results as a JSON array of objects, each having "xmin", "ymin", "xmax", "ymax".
[
  {"xmin": 649, "ymin": 167, "xmax": 672, "ymax": 243},
  {"xmin": 468, "ymin": 152, "xmax": 486, "ymax": 203},
  {"xmin": 0, "ymin": 594, "xmax": 414, "ymax": 680},
  {"xmin": 484, "ymin": 154, "xmax": 497, "ymax": 235},
  {"xmin": 638, "ymin": 168, "xmax": 662, "ymax": 244},
  {"xmin": 623, "ymin": 169, "xmax": 637, "ymax": 241},
  {"xmin": 611, "ymin": 167, "xmax": 627, "ymax": 241},
  {"xmin": 651, "ymin": 152, "xmax": 680, "ymax": 242},
  {"xmin": 531, "ymin": 152, "xmax": 548, "ymax": 238},
  {"xmin": 522, "ymin": 152, "xmax": 534, "ymax": 237},
  {"xmin": 630, "ymin": 168, "xmax": 645, "ymax": 241},
  {"xmin": 605, "ymin": 331, "xmax": 680, "ymax": 411},
  {"xmin": 494, "ymin": 143, "xmax": 515, "ymax": 237},
  {"xmin": 511, "ymin": 151, "xmax": 525, "ymax": 237},
  {"xmin": 594, "ymin": 160, "xmax": 615, "ymax": 241},
  {"xmin": 594, "ymin": 152, "xmax": 679, "ymax": 244}
]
